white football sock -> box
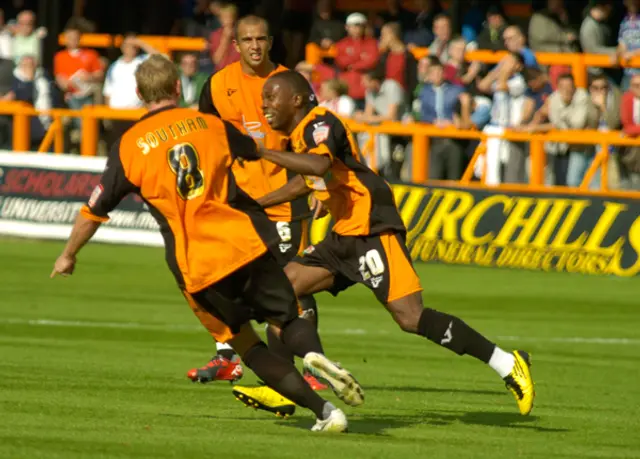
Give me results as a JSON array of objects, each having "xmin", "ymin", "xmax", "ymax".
[
  {"xmin": 216, "ymin": 342, "xmax": 233, "ymax": 351},
  {"xmin": 488, "ymin": 346, "xmax": 515, "ymax": 378}
]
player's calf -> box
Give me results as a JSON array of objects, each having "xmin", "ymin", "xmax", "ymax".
[{"xmin": 387, "ymin": 293, "xmax": 535, "ymax": 414}]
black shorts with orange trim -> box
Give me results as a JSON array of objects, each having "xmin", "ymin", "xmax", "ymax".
[
  {"xmin": 183, "ymin": 252, "xmax": 299, "ymax": 343},
  {"xmin": 294, "ymin": 231, "xmax": 423, "ymax": 304}
]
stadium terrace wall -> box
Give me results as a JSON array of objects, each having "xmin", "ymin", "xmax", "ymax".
[{"xmin": 1, "ymin": 152, "xmax": 639, "ymax": 277}]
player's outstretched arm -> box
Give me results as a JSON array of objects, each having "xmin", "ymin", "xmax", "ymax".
[
  {"xmin": 51, "ymin": 214, "xmax": 102, "ymax": 278},
  {"xmin": 259, "ymin": 148, "xmax": 331, "ymax": 177},
  {"xmin": 52, "ymin": 141, "xmax": 136, "ymax": 278},
  {"xmin": 257, "ymin": 175, "xmax": 311, "ymax": 208}
]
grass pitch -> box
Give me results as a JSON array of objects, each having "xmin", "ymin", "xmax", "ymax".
[{"xmin": 1, "ymin": 239, "xmax": 639, "ymax": 458}]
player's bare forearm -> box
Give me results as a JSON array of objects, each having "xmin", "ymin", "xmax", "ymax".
[
  {"xmin": 260, "ymin": 148, "xmax": 331, "ymax": 176},
  {"xmin": 63, "ymin": 213, "xmax": 102, "ymax": 257},
  {"xmin": 51, "ymin": 213, "xmax": 102, "ymax": 278},
  {"xmin": 257, "ymin": 175, "xmax": 311, "ymax": 208}
]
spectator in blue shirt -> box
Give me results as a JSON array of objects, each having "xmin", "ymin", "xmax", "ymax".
[
  {"xmin": 419, "ymin": 57, "xmax": 466, "ymax": 180},
  {"xmin": 419, "ymin": 58, "xmax": 465, "ymax": 124}
]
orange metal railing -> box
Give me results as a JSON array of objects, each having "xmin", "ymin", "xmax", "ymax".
[
  {"xmin": 58, "ymin": 34, "xmax": 208, "ymax": 58},
  {"xmin": 305, "ymin": 45, "xmax": 640, "ymax": 89},
  {"xmin": 2, "ymin": 102, "xmax": 640, "ymax": 197},
  {"xmin": 344, "ymin": 120, "xmax": 640, "ymax": 197}
]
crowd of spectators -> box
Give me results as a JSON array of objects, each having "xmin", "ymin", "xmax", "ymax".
[{"xmin": 1, "ymin": 0, "xmax": 640, "ymax": 190}]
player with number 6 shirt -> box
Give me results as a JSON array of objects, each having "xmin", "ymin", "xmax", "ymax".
[{"xmin": 190, "ymin": 14, "xmax": 328, "ymax": 392}]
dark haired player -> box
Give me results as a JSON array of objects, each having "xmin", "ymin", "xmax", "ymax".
[{"xmin": 232, "ymin": 70, "xmax": 536, "ymax": 417}]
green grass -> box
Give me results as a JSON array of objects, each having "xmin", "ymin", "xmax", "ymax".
[{"xmin": 1, "ymin": 239, "xmax": 639, "ymax": 459}]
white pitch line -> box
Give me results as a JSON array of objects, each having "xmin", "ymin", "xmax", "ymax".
[{"xmin": 1, "ymin": 318, "xmax": 639, "ymax": 345}]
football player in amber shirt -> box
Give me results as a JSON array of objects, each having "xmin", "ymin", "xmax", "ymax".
[
  {"xmin": 232, "ymin": 71, "xmax": 536, "ymax": 418},
  {"xmin": 192, "ymin": 15, "xmax": 326, "ymax": 390},
  {"xmin": 50, "ymin": 55, "xmax": 360, "ymax": 432}
]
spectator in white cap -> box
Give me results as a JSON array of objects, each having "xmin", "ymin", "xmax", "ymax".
[{"xmin": 335, "ymin": 12, "xmax": 379, "ymax": 105}]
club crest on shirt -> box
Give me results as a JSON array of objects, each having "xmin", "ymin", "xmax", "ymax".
[
  {"xmin": 304, "ymin": 174, "xmax": 330, "ymax": 191},
  {"xmin": 88, "ymin": 184, "xmax": 103, "ymax": 207},
  {"xmin": 312, "ymin": 122, "xmax": 330, "ymax": 144}
]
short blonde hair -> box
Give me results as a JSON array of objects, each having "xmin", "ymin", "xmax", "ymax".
[{"xmin": 135, "ymin": 54, "xmax": 180, "ymax": 104}]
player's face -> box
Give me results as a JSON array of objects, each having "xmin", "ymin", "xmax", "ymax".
[
  {"xmin": 262, "ymin": 80, "xmax": 294, "ymax": 132},
  {"xmin": 235, "ymin": 22, "xmax": 272, "ymax": 69}
]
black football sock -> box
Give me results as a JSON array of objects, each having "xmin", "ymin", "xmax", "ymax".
[
  {"xmin": 266, "ymin": 324, "xmax": 295, "ymax": 363},
  {"xmin": 281, "ymin": 317, "xmax": 325, "ymax": 358},
  {"xmin": 418, "ymin": 308, "xmax": 495, "ymax": 363},
  {"xmin": 242, "ymin": 342, "xmax": 327, "ymax": 418}
]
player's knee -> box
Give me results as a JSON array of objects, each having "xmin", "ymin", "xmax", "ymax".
[
  {"xmin": 284, "ymin": 262, "xmax": 303, "ymax": 294},
  {"xmin": 392, "ymin": 310, "xmax": 419, "ymax": 333},
  {"xmin": 387, "ymin": 296, "xmax": 423, "ymax": 334}
]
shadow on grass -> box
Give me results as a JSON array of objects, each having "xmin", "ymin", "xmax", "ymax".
[
  {"xmin": 276, "ymin": 410, "xmax": 569, "ymax": 435},
  {"xmin": 276, "ymin": 414, "xmax": 420, "ymax": 436},
  {"xmin": 366, "ymin": 385, "xmax": 504, "ymax": 396},
  {"xmin": 418, "ymin": 410, "xmax": 569, "ymax": 433}
]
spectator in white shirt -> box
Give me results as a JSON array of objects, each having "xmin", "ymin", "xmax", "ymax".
[
  {"xmin": 548, "ymin": 74, "xmax": 600, "ymax": 187},
  {"xmin": 103, "ymin": 34, "xmax": 159, "ymax": 142},
  {"xmin": 477, "ymin": 52, "xmax": 529, "ymax": 184},
  {"xmin": 11, "ymin": 11, "xmax": 46, "ymax": 65},
  {"xmin": 319, "ymin": 79, "xmax": 356, "ymax": 117},
  {"xmin": 354, "ymin": 69, "xmax": 406, "ymax": 176},
  {"xmin": 0, "ymin": 8, "xmax": 13, "ymax": 60}
]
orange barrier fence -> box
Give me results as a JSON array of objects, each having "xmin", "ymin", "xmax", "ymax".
[
  {"xmin": 305, "ymin": 44, "xmax": 640, "ymax": 89},
  {"xmin": 347, "ymin": 120, "xmax": 640, "ymax": 196},
  {"xmin": 58, "ymin": 34, "xmax": 208, "ymax": 58},
  {"xmin": 2, "ymin": 102, "xmax": 640, "ymax": 197}
]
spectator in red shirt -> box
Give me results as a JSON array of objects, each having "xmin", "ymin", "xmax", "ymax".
[
  {"xmin": 619, "ymin": 73, "xmax": 640, "ymax": 189},
  {"xmin": 377, "ymin": 22, "xmax": 416, "ymax": 104},
  {"xmin": 54, "ymin": 22, "xmax": 104, "ymax": 131},
  {"xmin": 335, "ymin": 12, "xmax": 379, "ymax": 104},
  {"xmin": 209, "ymin": 3, "xmax": 240, "ymax": 72},
  {"xmin": 443, "ymin": 36, "xmax": 481, "ymax": 88}
]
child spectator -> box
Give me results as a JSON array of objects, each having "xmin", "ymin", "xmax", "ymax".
[{"xmin": 319, "ymin": 78, "xmax": 355, "ymax": 117}]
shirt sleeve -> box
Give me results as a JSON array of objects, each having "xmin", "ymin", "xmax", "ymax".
[
  {"xmin": 301, "ymin": 113, "xmax": 343, "ymax": 162},
  {"xmin": 80, "ymin": 139, "xmax": 138, "ymax": 222},
  {"xmin": 198, "ymin": 75, "xmax": 220, "ymax": 116},
  {"xmin": 223, "ymin": 120, "xmax": 260, "ymax": 160}
]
